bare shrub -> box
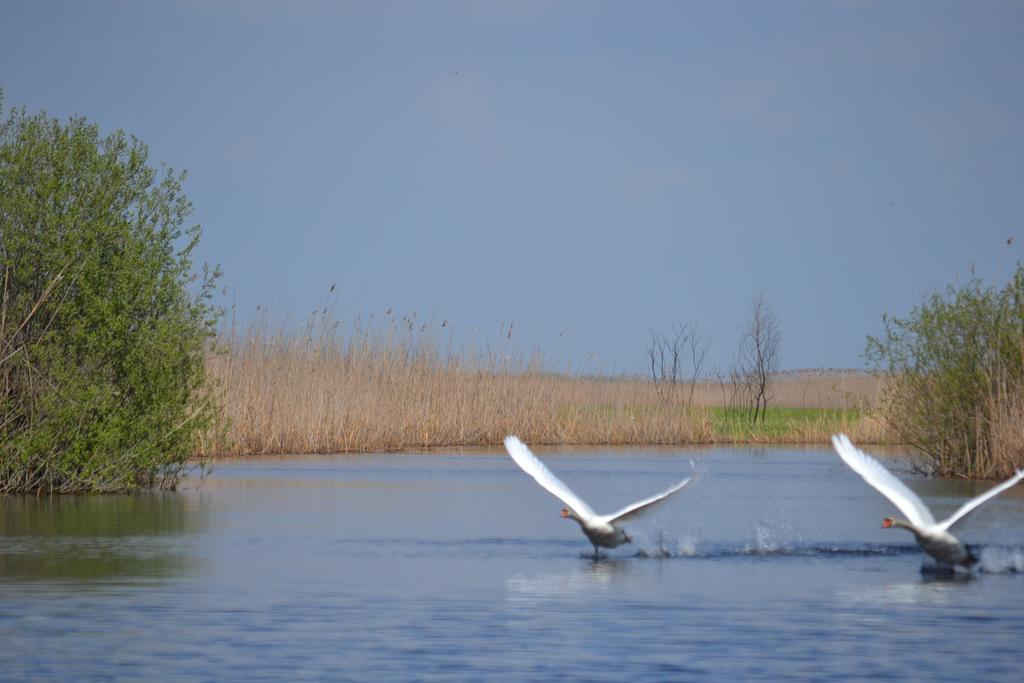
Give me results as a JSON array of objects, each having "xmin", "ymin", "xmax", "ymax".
[
  {"xmin": 732, "ymin": 293, "xmax": 781, "ymax": 422},
  {"xmin": 647, "ymin": 323, "xmax": 712, "ymax": 406}
]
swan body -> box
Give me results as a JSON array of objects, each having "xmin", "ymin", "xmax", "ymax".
[
  {"xmin": 503, "ymin": 435, "xmax": 698, "ymax": 556},
  {"xmin": 832, "ymin": 434, "xmax": 1024, "ymax": 568}
]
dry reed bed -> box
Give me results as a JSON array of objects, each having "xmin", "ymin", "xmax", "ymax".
[
  {"xmin": 986, "ymin": 388, "xmax": 1024, "ymax": 477},
  {"xmin": 202, "ymin": 321, "xmax": 888, "ymax": 456},
  {"xmin": 207, "ymin": 343, "xmax": 709, "ymax": 454},
  {"xmin": 686, "ymin": 369, "xmax": 884, "ymax": 410}
]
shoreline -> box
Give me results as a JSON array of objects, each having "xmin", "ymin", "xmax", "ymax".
[{"xmin": 199, "ymin": 406, "xmax": 891, "ymax": 457}]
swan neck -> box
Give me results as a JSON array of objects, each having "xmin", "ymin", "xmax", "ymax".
[
  {"xmin": 891, "ymin": 518, "xmax": 918, "ymax": 532},
  {"xmin": 563, "ymin": 508, "xmax": 589, "ymax": 527}
]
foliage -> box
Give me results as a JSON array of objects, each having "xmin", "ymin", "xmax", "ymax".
[
  {"xmin": 866, "ymin": 265, "xmax": 1024, "ymax": 478},
  {"xmin": 0, "ymin": 96, "xmax": 220, "ymax": 493}
]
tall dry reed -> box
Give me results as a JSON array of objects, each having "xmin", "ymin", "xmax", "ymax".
[
  {"xmin": 686, "ymin": 369, "xmax": 884, "ymax": 411},
  {"xmin": 987, "ymin": 386, "xmax": 1024, "ymax": 478},
  {"xmin": 203, "ymin": 311, "xmax": 886, "ymax": 455}
]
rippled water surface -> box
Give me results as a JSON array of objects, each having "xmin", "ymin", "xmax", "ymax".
[{"xmin": 3, "ymin": 445, "xmax": 1024, "ymax": 680}]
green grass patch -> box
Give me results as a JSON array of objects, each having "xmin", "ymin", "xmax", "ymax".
[{"xmin": 709, "ymin": 407, "xmax": 865, "ymax": 441}]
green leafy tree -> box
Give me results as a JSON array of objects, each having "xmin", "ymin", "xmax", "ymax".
[
  {"xmin": 867, "ymin": 265, "xmax": 1024, "ymax": 478},
  {"xmin": 0, "ymin": 95, "xmax": 220, "ymax": 492}
]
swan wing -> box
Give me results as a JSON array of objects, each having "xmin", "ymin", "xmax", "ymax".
[
  {"xmin": 831, "ymin": 434, "xmax": 935, "ymax": 528},
  {"xmin": 503, "ymin": 436, "xmax": 597, "ymax": 521},
  {"xmin": 603, "ymin": 470, "xmax": 700, "ymax": 525},
  {"xmin": 938, "ymin": 468, "xmax": 1024, "ymax": 531}
]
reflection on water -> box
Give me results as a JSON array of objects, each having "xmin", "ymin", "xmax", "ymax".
[
  {"xmin": 838, "ymin": 575, "xmax": 974, "ymax": 610},
  {"xmin": 0, "ymin": 493, "xmax": 205, "ymax": 581},
  {"xmin": 1, "ymin": 447, "xmax": 1023, "ymax": 680},
  {"xmin": 507, "ymin": 558, "xmax": 633, "ymax": 600}
]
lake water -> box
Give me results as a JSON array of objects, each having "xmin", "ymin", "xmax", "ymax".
[{"xmin": 2, "ymin": 445, "xmax": 1024, "ymax": 680}]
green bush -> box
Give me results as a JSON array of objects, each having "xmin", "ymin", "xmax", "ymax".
[
  {"xmin": 866, "ymin": 265, "xmax": 1024, "ymax": 478},
  {"xmin": 0, "ymin": 97, "xmax": 220, "ymax": 493}
]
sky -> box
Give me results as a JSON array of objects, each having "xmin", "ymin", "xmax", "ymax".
[{"xmin": 2, "ymin": 1, "xmax": 1022, "ymax": 375}]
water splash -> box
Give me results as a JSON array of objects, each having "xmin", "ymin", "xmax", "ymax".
[
  {"xmin": 744, "ymin": 520, "xmax": 791, "ymax": 554},
  {"xmin": 633, "ymin": 531, "xmax": 699, "ymax": 558},
  {"xmin": 674, "ymin": 537, "xmax": 699, "ymax": 557},
  {"xmin": 978, "ymin": 546, "xmax": 1024, "ymax": 574},
  {"xmin": 630, "ymin": 528, "xmax": 704, "ymax": 561},
  {"xmin": 629, "ymin": 538, "xmax": 911, "ymax": 560}
]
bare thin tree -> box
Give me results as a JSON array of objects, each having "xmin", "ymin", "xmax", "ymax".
[
  {"xmin": 686, "ymin": 324, "xmax": 713, "ymax": 405},
  {"xmin": 733, "ymin": 293, "xmax": 781, "ymax": 422},
  {"xmin": 647, "ymin": 322, "xmax": 713, "ymax": 406},
  {"xmin": 648, "ymin": 327, "xmax": 679, "ymax": 403}
]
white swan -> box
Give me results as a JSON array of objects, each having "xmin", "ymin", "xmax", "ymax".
[
  {"xmin": 832, "ymin": 433, "xmax": 1024, "ymax": 568},
  {"xmin": 503, "ymin": 435, "xmax": 699, "ymax": 556}
]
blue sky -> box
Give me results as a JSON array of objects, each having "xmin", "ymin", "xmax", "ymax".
[{"xmin": 2, "ymin": 1, "xmax": 1022, "ymax": 375}]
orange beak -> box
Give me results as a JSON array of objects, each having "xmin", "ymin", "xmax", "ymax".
[
  {"xmin": 560, "ymin": 509, "xmax": 570, "ymax": 518},
  {"xmin": 881, "ymin": 518, "xmax": 894, "ymax": 528}
]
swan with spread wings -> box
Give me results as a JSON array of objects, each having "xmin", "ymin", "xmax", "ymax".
[
  {"xmin": 503, "ymin": 436, "xmax": 699, "ymax": 557},
  {"xmin": 832, "ymin": 433, "xmax": 1024, "ymax": 568}
]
